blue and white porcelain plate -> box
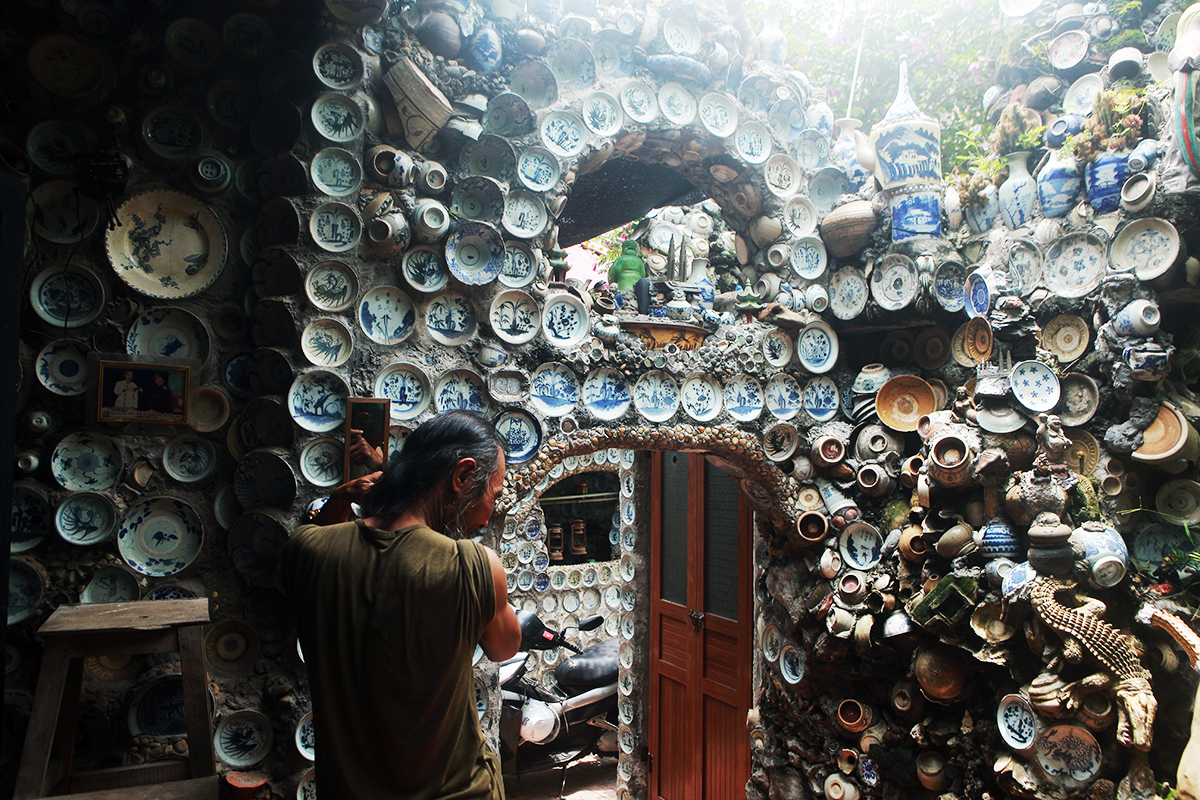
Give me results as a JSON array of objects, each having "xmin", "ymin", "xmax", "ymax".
[
  {"xmin": 828, "ymin": 267, "xmax": 868, "ymax": 321},
  {"xmin": 402, "ymin": 246, "xmax": 449, "ymax": 294},
  {"xmin": 698, "ymin": 92, "xmax": 737, "ymax": 138},
  {"xmin": 542, "ymin": 293, "xmax": 589, "ymax": 349},
  {"xmin": 485, "ymin": 92, "xmax": 536, "ymax": 136},
  {"xmin": 793, "ymin": 129, "xmax": 830, "ymax": 171},
  {"xmin": 502, "ymin": 191, "xmax": 549, "ymax": 239},
  {"xmin": 633, "ymin": 371, "xmax": 680, "ymax": 423},
  {"xmin": 723, "ymin": 375, "xmax": 764, "ymax": 422},
  {"xmin": 517, "ymin": 146, "xmax": 561, "ymax": 192},
  {"xmin": 127, "ymin": 307, "xmax": 210, "ymax": 361},
  {"xmin": 681, "ymin": 373, "xmax": 723, "ymax": 421},
  {"xmin": 494, "ymin": 409, "xmax": 542, "ymax": 463},
  {"xmin": 374, "ymin": 362, "xmax": 430, "ymax": 421},
  {"xmin": 733, "ymin": 120, "xmax": 771, "ymax": 164},
  {"xmin": 539, "ymin": 111, "xmax": 587, "ymax": 158},
  {"xmin": 803, "ymin": 376, "xmax": 840, "ymax": 422},
  {"xmin": 790, "ymin": 236, "xmax": 828, "ymax": 280},
  {"xmin": 768, "ymin": 98, "xmax": 805, "ymax": 141},
  {"xmin": 964, "ymin": 269, "xmax": 992, "ymax": 318},
  {"xmin": 52, "ymin": 432, "xmax": 123, "ymax": 492},
  {"xmin": 306, "ymin": 259, "xmax": 358, "ymax": 311},
  {"xmin": 459, "ymin": 135, "xmax": 514, "ymax": 180},
  {"xmin": 27, "ymin": 118, "xmax": 96, "ymax": 175},
  {"xmin": 839, "ymin": 521, "xmax": 882, "ymax": 570},
  {"xmin": 287, "ymin": 370, "xmax": 348, "ymax": 433},
  {"xmin": 871, "ymin": 254, "xmax": 919, "ymax": 311},
  {"xmin": 764, "ymin": 373, "xmax": 801, "ymax": 420},
  {"xmin": 216, "ymin": 710, "xmax": 273, "ymax": 768},
  {"xmin": 29, "ymin": 264, "xmax": 105, "ymax": 328},
  {"xmin": 500, "ymin": 242, "xmax": 540, "ymax": 289},
  {"xmin": 36, "ymin": 341, "xmax": 88, "ymax": 396},
  {"xmin": 425, "ymin": 292, "xmax": 478, "ymax": 346},
  {"xmin": 358, "ymin": 285, "xmax": 415, "ymax": 345},
  {"xmin": 1005, "ymin": 240, "xmax": 1043, "ymax": 296},
  {"xmin": 309, "ymin": 201, "xmax": 361, "ymax": 253},
  {"xmin": 82, "ymin": 565, "xmax": 140, "ymax": 603},
  {"xmin": 763, "ymin": 423, "xmax": 799, "ymax": 462},
  {"xmin": 12, "ymin": 485, "xmax": 50, "ymax": 553},
  {"xmin": 301, "ymin": 318, "xmax": 353, "ymax": 368},
  {"xmin": 584, "ymin": 368, "xmax": 632, "ymax": 421},
  {"xmin": 311, "ymin": 92, "xmax": 364, "ymax": 142},
  {"xmin": 997, "ymin": 694, "xmax": 1038, "ymax": 752},
  {"xmin": 310, "ymin": 147, "xmax": 361, "ymax": 197},
  {"xmin": 619, "ymin": 80, "xmax": 658, "ymax": 124},
  {"xmin": 1043, "ymin": 232, "xmax": 1105, "ymax": 299},
  {"xmin": 582, "ymin": 91, "xmax": 623, "ymax": 136},
  {"xmin": 761, "ymin": 329, "xmax": 793, "ymax": 367},
  {"xmin": 55, "ymin": 491, "xmax": 116, "ymax": 546},
  {"xmin": 530, "ymin": 362, "xmax": 580, "ymax": 417},
  {"xmin": 763, "ymin": 154, "xmax": 800, "ymax": 197},
  {"xmin": 932, "ymin": 260, "xmax": 966, "ymax": 312},
  {"xmin": 300, "ymin": 437, "xmax": 343, "ymax": 487},
  {"xmin": 779, "ymin": 643, "xmax": 804, "ymax": 684},
  {"xmin": 435, "ymin": 370, "xmax": 489, "ymax": 415},
  {"xmin": 1035, "ymin": 725, "xmax": 1101, "ymax": 783},
  {"xmin": 490, "ymin": 290, "xmax": 540, "ymax": 345},
  {"xmin": 452, "ymin": 176, "xmax": 504, "ymax": 225},
  {"xmin": 797, "ymin": 321, "xmax": 838, "ymax": 374},
  {"xmin": 658, "ymin": 82, "xmax": 697, "ymax": 126},
  {"xmin": 8, "ymin": 558, "xmax": 43, "ymax": 625},
  {"xmin": 117, "ymin": 496, "xmax": 204, "ymax": 577},
  {"xmin": 1112, "ymin": 217, "xmax": 1180, "ymax": 282},
  {"xmin": 808, "ymin": 167, "xmax": 850, "ymax": 219},
  {"xmin": 547, "ymin": 38, "xmax": 595, "ymax": 92},
  {"xmin": 1010, "ymin": 360, "xmax": 1061, "ymax": 413},
  {"xmin": 313, "ymin": 42, "xmax": 364, "ymax": 90},
  {"xmin": 295, "ymin": 712, "xmax": 316, "ymax": 760},
  {"xmin": 446, "ymin": 221, "xmax": 505, "ymax": 285},
  {"xmin": 782, "ymin": 196, "xmax": 818, "ymax": 239},
  {"xmin": 162, "ymin": 435, "xmax": 217, "ymax": 483}
]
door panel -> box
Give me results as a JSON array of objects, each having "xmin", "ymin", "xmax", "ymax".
[{"xmin": 649, "ymin": 453, "xmax": 752, "ymax": 800}]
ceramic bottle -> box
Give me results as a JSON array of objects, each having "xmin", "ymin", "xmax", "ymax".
[
  {"xmin": 1086, "ymin": 148, "xmax": 1131, "ymax": 214},
  {"xmin": 833, "ymin": 119, "xmax": 872, "ymax": 191},
  {"xmin": 1037, "ymin": 148, "xmax": 1082, "ymax": 218},
  {"xmin": 999, "ymin": 152, "xmax": 1037, "ymax": 228}
]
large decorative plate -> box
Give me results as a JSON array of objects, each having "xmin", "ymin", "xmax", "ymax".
[
  {"xmin": 724, "ymin": 375, "xmax": 764, "ymax": 422},
  {"xmin": 681, "ymin": 373, "xmax": 722, "ymax": 421},
  {"xmin": 765, "ymin": 374, "xmax": 801, "ymax": 420},
  {"xmin": 29, "ymin": 263, "xmax": 105, "ymax": 328},
  {"xmin": 1035, "ymin": 725, "xmax": 1101, "ymax": 784},
  {"xmin": 761, "ymin": 329, "xmax": 793, "ymax": 367},
  {"xmin": 797, "ymin": 321, "xmax": 839, "ymax": 374},
  {"xmin": 494, "ymin": 409, "xmax": 542, "ymax": 463},
  {"xmin": 12, "ymin": 485, "xmax": 50, "ymax": 553},
  {"xmin": 1048, "ymin": 29, "xmax": 1090, "ymax": 70},
  {"xmin": 530, "ymin": 362, "xmax": 580, "ymax": 417},
  {"xmin": 583, "ymin": 368, "xmax": 632, "ymax": 420},
  {"xmin": 547, "ymin": 38, "xmax": 595, "ymax": 92},
  {"xmin": 490, "ymin": 290, "xmax": 540, "ymax": 345},
  {"xmin": 358, "ymin": 285, "xmax": 415, "ymax": 345},
  {"xmin": 619, "ymin": 80, "xmax": 658, "ymax": 124},
  {"xmin": 502, "ymin": 192, "xmax": 549, "ymax": 239},
  {"xmin": 517, "ymin": 146, "xmax": 561, "ymax": 192},
  {"xmin": 964, "ymin": 316, "xmax": 994, "ymax": 364},
  {"xmin": 310, "ymin": 147, "xmax": 362, "ymax": 196},
  {"xmin": 1058, "ymin": 373, "xmax": 1099, "ymax": 427},
  {"xmin": 633, "ymin": 371, "xmax": 679, "ymax": 423},
  {"xmin": 698, "ymin": 92, "xmax": 738, "ymax": 138},
  {"xmin": 509, "ymin": 61, "xmax": 559, "ymax": 110},
  {"xmin": 310, "ymin": 92, "xmax": 364, "ymax": 142},
  {"xmin": 1111, "ymin": 217, "xmax": 1181, "ymax": 281},
  {"xmin": 1041, "ymin": 314, "xmax": 1089, "ymax": 362},
  {"xmin": 9, "ymin": 558, "xmax": 44, "ymax": 625},
  {"xmin": 313, "ymin": 42, "xmax": 364, "ymax": 90},
  {"xmin": 36, "ymin": 341, "xmax": 88, "ymax": 396},
  {"xmin": 790, "ymin": 236, "xmax": 827, "ymax": 280},
  {"xmin": 118, "ymin": 497, "xmax": 204, "ymax": 577},
  {"xmin": 309, "ymin": 201, "xmax": 361, "ymax": 253},
  {"xmin": 215, "ymin": 710, "xmax": 273, "ymax": 768},
  {"xmin": 425, "ymin": 292, "xmax": 478, "ymax": 346},
  {"xmin": 375, "ymin": 362, "xmax": 431, "ymax": 421},
  {"xmin": 828, "ymin": 267, "xmax": 868, "ymax": 320},
  {"xmin": 1062, "ymin": 73, "xmax": 1103, "ymax": 117},
  {"xmin": 733, "ymin": 120, "xmax": 772, "ymax": 164},
  {"xmin": 839, "ymin": 522, "xmax": 883, "ymax": 570},
  {"xmin": 1044, "ymin": 231, "xmax": 1105, "ymax": 298},
  {"xmin": 51, "ymin": 432, "xmax": 122, "ymax": 492},
  {"xmin": 501, "ymin": 242, "xmax": 540, "ymax": 289},
  {"xmin": 876, "ymin": 376, "xmax": 936, "ymax": 432},
  {"xmin": 306, "ymin": 260, "xmax": 358, "ymax": 311},
  {"xmin": 106, "ymin": 191, "xmax": 228, "ymax": 300},
  {"xmin": 783, "ymin": 196, "xmax": 818, "ymax": 238},
  {"xmin": 299, "ymin": 437, "xmax": 343, "ymax": 487},
  {"xmin": 401, "ymin": 246, "xmax": 449, "ymax": 293},
  {"xmin": 301, "ymin": 318, "xmax": 353, "ymax": 367},
  {"xmin": 803, "ymin": 377, "xmax": 840, "ymax": 422},
  {"xmin": 435, "ymin": 370, "xmax": 489, "ymax": 415},
  {"xmin": 658, "ymin": 82, "xmax": 697, "ymax": 126},
  {"xmin": 1010, "ymin": 360, "xmax": 1061, "ymax": 412},
  {"xmin": 794, "ymin": 129, "xmax": 830, "ymax": 171},
  {"xmin": 582, "ymin": 91, "xmax": 623, "ymax": 136},
  {"xmin": 446, "ymin": 221, "xmax": 505, "ymax": 285},
  {"xmin": 126, "ymin": 307, "xmax": 210, "ymax": 361},
  {"xmin": 871, "ymin": 253, "xmax": 919, "ymax": 311},
  {"xmin": 932, "ymin": 260, "xmax": 967, "ymax": 312},
  {"xmin": 163, "ymin": 435, "xmax": 217, "ymax": 483},
  {"xmin": 539, "ymin": 110, "xmax": 587, "ymax": 158},
  {"xmin": 55, "ymin": 491, "xmax": 117, "ymax": 546},
  {"xmin": 543, "ymin": 292, "xmax": 589, "ymax": 349},
  {"xmin": 287, "ymin": 370, "xmax": 348, "ymax": 433}
]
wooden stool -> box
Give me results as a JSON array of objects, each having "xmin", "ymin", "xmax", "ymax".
[{"xmin": 14, "ymin": 599, "xmax": 218, "ymax": 800}]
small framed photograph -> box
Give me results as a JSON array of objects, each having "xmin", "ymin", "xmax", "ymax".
[
  {"xmin": 344, "ymin": 397, "xmax": 390, "ymax": 481},
  {"xmin": 96, "ymin": 360, "xmax": 191, "ymax": 425}
]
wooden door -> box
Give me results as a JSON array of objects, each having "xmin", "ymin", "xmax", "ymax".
[{"xmin": 649, "ymin": 452, "xmax": 752, "ymax": 800}]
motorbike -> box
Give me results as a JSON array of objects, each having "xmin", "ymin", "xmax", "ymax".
[{"xmin": 498, "ymin": 609, "xmax": 620, "ymax": 782}]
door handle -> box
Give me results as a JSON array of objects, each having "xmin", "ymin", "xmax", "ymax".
[{"xmin": 688, "ymin": 609, "xmax": 706, "ymax": 629}]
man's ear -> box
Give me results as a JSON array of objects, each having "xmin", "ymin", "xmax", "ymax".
[{"xmin": 449, "ymin": 457, "xmax": 479, "ymax": 495}]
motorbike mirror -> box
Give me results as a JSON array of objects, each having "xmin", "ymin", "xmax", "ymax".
[{"xmin": 578, "ymin": 615, "xmax": 604, "ymax": 632}]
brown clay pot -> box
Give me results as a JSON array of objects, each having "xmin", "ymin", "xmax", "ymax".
[
  {"xmin": 912, "ymin": 645, "xmax": 968, "ymax": 701},
  {"xmin": 820, "ymin": 199, "xmax": 877, "ymax": 258}
]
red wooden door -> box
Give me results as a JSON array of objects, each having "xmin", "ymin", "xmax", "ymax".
[{"xmin": 649, "ymin": 452, "xmax": 752, "ymax": 800}]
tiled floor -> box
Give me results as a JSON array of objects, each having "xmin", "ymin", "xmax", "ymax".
[{"xmin": 504, "ymin": 755, "xmax": 618, "ymax": 800}]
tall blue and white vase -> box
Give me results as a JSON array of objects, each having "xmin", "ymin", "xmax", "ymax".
[
  {"xmin": 999, "ymin": 152, "xmax": 1037, "ymax": 228},
  {"xmin": 1086, "ymin": 148, "xmax": 1130, "ymax": 214},
  {"xmin": 870, "ymin": 56, "xmax": 942, "ymax": 193},
  {"xmin": 1037, "ymin": 148, "xmax": 1082, "ymax": 218},
  {"xmin": 963, "ymin": 184, "xmax": 1000, "ymax": 235},
  {"xmin": 833, "ymin": 118, "xmax": 872, "ymax": 192}
]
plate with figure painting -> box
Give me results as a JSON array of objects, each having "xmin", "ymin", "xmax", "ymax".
[
  {"xmin": 358, "ymin": 286, "xmax": 415, "ymax": 345},
  {"xmin": 494, "ymin": 409, "xmax": 542, "ymax": 464},
  {"xmin": 764, "ymin": 373, "xmax": 801, "ymax": 420},
  {"xmin": 490, "ymin": 290, "xmax": 540, "ymax": 345},
  {"xmin": 681, "ymin": 373, "xmax": 723, "ymax": 421},
  {"xmin": 724, "ymin": 375, "xmax": 764, "ymax": 422},
  {"xmin": 932, "ymin": 260, "xmax": 967, "ymax": 312},
  {"xmin": 583, "ymin": 368, "xmax": 631, "ymax": 421},
  {"xmin": 547, "ymin": 38, "xmax": 595, "ymax": 92},
  {"xmin": 763, "ymin": 154, "xmax": 800, "ymax": 198},
  {"xmin": 503, "ymin": 191, "xmax": 549, "ymax": 239},
  {"xmin": 425, "ymin": 292, "xmax": 478, "ymax": 346},
  {"xmin": 287, "ymin": 370, "xmax": 348, "ymax": 433},
  {"xmin": 29, "ymin": 263, "xmax": 106, "ymax": 329},
  {"xmin": 306, "ymin": 260, "xmax": 358, "ymax": 311},
  {"xmin": 699, "ymin": 92, "xmax": 738, "ymax": 138},
  {"xmin": 401, "ymin": 246, "xmax": 449, "ymax": 294},
  {"xmin": 300, "ymin": 437, "xmax": 343, "ymax": 487},
  {"xmin": 374, "ymin": 362, "xmax": 431, "ymax": 421},
  {"xmin": 733, "ymin": 120, "xmax": 772, "ymax": 164},
  {"xmin": 828, "ymin": 267, "xmax": 868, "ymax": 320},
  {"xmin": 620, "ymin": 80, "xmax": 659, "ymax": 124},
  {"xmin": 542, "ymin": 293, "xmax": 589, "ymax": 349},
  {"xmin": 435, "ymin": 370, "xmax": 489, "ymax": 415},
  {"xmin": 117, "ymin": 497, "xmax": 204, "ymax": 577},
  {"xmin": 803, "ymin": 377, "xmax": 840, "ymax": 422},
  {"xmin": 633, "ymin": 371, "xmax": 679, "ymax": 423},
  {"xmin": 530, "ymin": 362, "xmax": 580, "ymax": 417},
  {"xmin": 797, "ymin": 321, "xmax": 838, "ymax": 373}
]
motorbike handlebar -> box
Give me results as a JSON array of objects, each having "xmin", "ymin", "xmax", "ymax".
[{"xmin": 561, "ymin": 640, "xmax": 582, "ymax": 654}]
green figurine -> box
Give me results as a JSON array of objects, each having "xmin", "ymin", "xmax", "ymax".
[{"xmin": 608, "ymin": 239, "xmax": 646, "ymax": 292}]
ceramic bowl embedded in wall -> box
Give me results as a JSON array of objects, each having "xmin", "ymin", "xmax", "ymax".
[
  {"xmin": 54, "ymin": 491, "xmax": 117, "ymax": 546},
  {"xmin": 35, "ymin": 341, "xmax": 88, "ymax": 396},
  {"xmin": 871, "ymin": 254, "xmax": 920, "ymax": 311},
  {"xmin": 1156, "ymin": 479, "xmax": 1200, "ymax": 526},
  {"xmin": 117, "ymin": 496, "xmax": 203, "ymax": 577},
  {"xmin": 309, "ymin": 201, "xmax": 361, "ymax": 253},
  {"xmin": 1110, "ymin": 217, "xmax": 1181, "ymax": 282},
  {"xmin": 681, "ymin": 373, "xmax": 723, "ymax": 421},
  {"xmin": 12, "ymin": 485, "xmax": 50, "ymax": 553},
  {"xmin": 26, "ymin": 118, "xmax": 97, "ymax": 176},
  {"xmin": 459, "ymin": 134, "xmax": 516, "ymax": 181},
  {"xmin": 763, "ymin": 422, "xmax": 799, "ymax": 462},
  {"xmin": 840, "ymin": 521, "xmax": 883, "ymax": 570},
  {"xmin": 583, "ymin": 368, "xmax": 632, "ymax": 421},
  {"xmin": 529, "ymin": 362, "xmax": 580, "ymax": 417},
  {"xmin": 809, "ymin": 167, "xmax": 850, "ymax": 218},
  {"xmin": 126, "ymin": 307, "xmax": 211, "ymax": 362},
  {"xmin": 494, "ymin": 409, "xmax": 542, "ymax": 463},
  {"xmin": 1035, "ymin": 725, "xmax": 1101, "ymax": 785},
  {"xmin": 765, "ymin": 373, "xmax": 801, "ymax": 420},
  {"xmin": 9, "ymin": 557, "xmax": 44, "ymax": 625},
  {"xmin": 451, "ymin": 176, "xmax": 505, "ymax": 226},
  {"xmin": 763, "ymin": 154, "xmax": 800, "ymax": 198},
  {"xmin": 295, "ymin": 712, "xmax": 316, "ymax": 761},
  {"xmin": 424, "ymin": 292, "xmax": 478, "ymax": 346},
  {"xmin": 803, "ymin": 377, "xmax": 840, "ymax": 423},
  {"xmin": 358, "ymin": 285, "xmax": 416, "ymax": 345},
  {"xmin": 793, "ymin": 129, "xmax": 831, "ymax": 171},
  {"xmin": 311, "ymin": 92, "xmax": 365, "ymax": 142},
  {"xmin": 539, "ymin": 110, "xmax": 587, "ymax": 158},
  {"xmin": 214, "ymin": 710, "xmax": 273, "ymax": 768},
  {"xmin": 29, "ymin": 180, "xmax": 100, "ymax": 244},
  {"xmin": 789, "ymin": 236, "xmax": 827, "ymax": 281},
  {"xmin": 723, "ymin": 375, "xmax": 764, "ymax": 422},
  {"xmin": 306, "ymin": 260, "xmax": 359, "ymax": 312},
  {"xmin": 1056, "ymin": 373, "xmax": 1099, "ymax": 426},
  {"xmin": 435, "ymin": 370, "xmax": 490, "ymax": 415},
  {"xmin": 657, "ymin": 82, "xmax": 696, "ymax": 127},
  {"xmin": 446, "ymin": 222, "xmax": 505, "ymax": 285},
  {"xmin": 51, "ymin": 432, "xmax": 123, "ymax": 492},
  {"xmin": 509, "ymin": 61, "xmax": 559, "ymax": 110},
  {"xmin": 189, "ymin": 387, "xmax": 231, "ymax": 434},
  {"xmin": 162, "ymin": 435, "xmax": 217, "ymax": 483},
  {"xmin": 876, "ymin": 376, "xmax": 937, "ymax": 432},
  {"xmin": 313, "ymin": 42, "xmax": 364, "ymax": 90},
  {"xmin": 106, "ymin": 190, "xmax": 228, "ymax": 300},
  {"xmin": 1009, "ymin": 360, "xmax": 1061, "ymax": 413},
  {"xmin": 796, "ymin": 321, "xmax": 839, "ymax": 374},
  {"xmin": 500, "ymin": 241, "xmax": 541, "ymax": 289},
  {"xmin": 141, "ymin": 106, "xmax": 204, "ymax": 160},
  {"xmin": 288, "ymin": 370, "xmax": 348, "ymax": 433},
  {"xmin": 620, "ymin": 80, "xmax": 659, "ymax": 124},
  {"xmin": 963, "ymin": 317, "xmax": 994, "ymax": 364},
  {"xmin": 547, "ymin": 38, "xmax": 596, "ymax": 92},
  {"xmin": 542, "ymin": 292, "xmax": 589, "ymax": 349},
  {"xmin": 698, "ymin": 92, "xmax": 738, "ymax": 139},
  {"xmin": 1040, "ymin": 314, "xmax": 1089, "ymax": 362},
  {"xmin": 732, "ymin": 120, "xmax": 771, "ymax": 164},
  {"xmin": 301, "ymin": 318, "xmax": 353, "ymax": 368},
  {"xmin": 931, "ymin": 260, "xmax": 966, "ymax": 312},
  {"xmin": 502, "ymin": 191, "xmax": 549, "ymax": 239},
  {"xmin": 490, "ymin": 290, "xmax": 540, "ymax": 345},
  {"xmin": 81, "ymin": 565, "xmax": 140, "ymax": 603},
  {"xmin": 1063, "ymin": 73, "xmax": 1103, "ymax": 116},
  {"xmin": 228, "ymin": 511, "xmax": 289, "ymax": 587},
  {"xmin": 582, "ymin": 91, "xmax": 623, "ymax": 137},
  {"xmin": 401, "ymin": 246, "xmax": 449, "ymax": 294},
  {"xmin": 234, "ymin": 450, "xmax": 296, "ymax": 509},
  {"xmin": 375, "ymin": 362, "xmax": 431, "ymax": 421},
  {"xmin": 485, "ymin": 92, "xmax": 535, "ymax": 137},
  {"xmin": 29, "ymin": 263, "xmax": 106, "ymax": 329},
  {"xmin": 310, "ymin": 147, "xmax": 362, "ymax": 196},
  {"xmin": 517, "ymin": 146, "xmax": 561, "ymax": 192},
  {"xmin": 761, "ymin": 329, "xmax": 793, "ymax": 368}
]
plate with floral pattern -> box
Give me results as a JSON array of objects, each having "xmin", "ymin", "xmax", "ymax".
[
  {"xmin": 542, "ymin": 293, "xmax": 589, "ymax": 349},
  {"xmin": 681, "ymin": 373, "xmax": 722, "ymax": 421},
  {"xmin": 633, "ymin": 371, "xmax": 680, "ymax": 423},
  {"xmin": 29, "ymin": 263, "xmax": 106, "ymax": 328},
  {"xmin": 311, "ymin": 92, "xmax": 364, "ymax": 142},
  {"xmin": 828, "ymin": 267, "xmax": 868, "ymax": 320},
  {"xmin": 425, "ymin": 292, "xmax": 478, "ymax": 346},
  {"xmin": 583, "ymin": 368, "xmax": 632, "ymax": 421},
  {"xmin": 494, "ymin": 409, "xmax": 542, "ymax": 463},
  {"xmin": 530, "ymin": 362, "xmax": 580, "ymax": 417},
  {"xmin": 51, "ymin": 432, "xmax": 122, "ymax": 492},
  {"xmin": 375, "ymin": 362, "xmax": 431, "ymax": 421},
  {"xmin": 490, "ymin": 290, "xmax": 540, "ymax": 345},
  {"xmin": 36, "ymin": 341, "xmax": 88, "ymax": 396},
  {"xmin": 435, "ymin": 370, "xmax": 489, "ymax": 415},
  {"xmin": 117, "ymin": 496, "xmax": 204, "ymax": 577},
  {"xmin": 724, "ymin": 375, "xmax": 764, "ymax": 422},
  {"xmin": 797, "ymin": 321, "xmax": 839, "ymax": 373},
  {"xmin": 1043, "ymin": 231, "xmax": 1105, "ymax": 298},
  {"xmin": 765, "ymin": 373, "xmax": 801, "ymax": 420}
]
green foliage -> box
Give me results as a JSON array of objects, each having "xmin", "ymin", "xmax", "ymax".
[
  {"xmin": 1114, "ymin": 0, "xmax": 1144, "ymax": 29},
  {"xmin": 1098, "ymin": 29, "xmax": 1149, "ymax": 57},
  {"xmin": 586, "ymin": 220, "xmax": 639, "ymax": 268}
]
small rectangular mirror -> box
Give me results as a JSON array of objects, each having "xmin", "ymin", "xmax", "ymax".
[{"xmin": 344, "ymin": 397, "xmax": 390, "ymax": 481}]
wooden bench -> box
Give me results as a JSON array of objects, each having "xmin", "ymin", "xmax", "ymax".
[{"xmin": 14, "ymin": 599, "xmax": 218, "ymax": 800}]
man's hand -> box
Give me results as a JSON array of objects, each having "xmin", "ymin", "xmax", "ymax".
[
  {"xmin": 348, "ymin": 429, "xmax": 386, "ymax": 470},
  {"xmin": 312, "ymin": 471, "xmax": 382, "ymax": 526}
]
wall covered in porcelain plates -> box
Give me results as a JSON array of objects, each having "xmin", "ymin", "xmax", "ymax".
[{"xmin": 7, "ymin": 0, "xmax": 1200, "ymax": 797}]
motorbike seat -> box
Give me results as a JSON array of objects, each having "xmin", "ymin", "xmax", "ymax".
[{"xmin": 554, "ymin": 638, "xmax": 619, "ymax": 693}]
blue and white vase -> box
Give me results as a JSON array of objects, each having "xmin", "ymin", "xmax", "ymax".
[
  {"xmin": 870, "ymin": 56, "xmax": 942, "ymax": 191},
  {"xmin": 1037, "ymin": 148, "xmax": 1082, "ymax": 218},
  {"xmin": 1128, "ymin": 138, "xmax": 1160, "ymax": 172},
  {"xmin": 807, "ymin": 91, "xmax": 835, "ymax": 139},
  {"xmin": 978, "ymin": 517, "xmax": 1023, "ymax": 561},
  {"xmin": 888, "ymin": 185, "xmax": 941, "ymax": 242},
  {"xmin": 1070, "ymin": 521, "xmax": 1128, "ymax": 588},
  {"xmin": 999, "ymin": 152, "xmax": 1037, "ymax": 228},
  {"xmin": 963, "ymin": 184, "xmax": 999, "ymax": 235},
  {"xmin": 1086, "ymin": 148, "xmax": 1130, "ymax": 214},
  {"xmin": 833, "ymin": 118, "xmax": 872, "ymax": 192}
]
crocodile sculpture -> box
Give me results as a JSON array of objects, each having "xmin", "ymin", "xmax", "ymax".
[{"xmin": 1028, "ymin": 578, "xmax": 1156, "ymax": 751}]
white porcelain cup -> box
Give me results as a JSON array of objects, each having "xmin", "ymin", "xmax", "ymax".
[
  {"xmin": 412, "ymin": 198, "xmax": 450, "ymax": 241},
  {"xmin": 1112, "ymin": 298, "xmax": 1161, "ymax": 336},
  {"xmin": 805, "ymin": 284, "xmax": 829, "ymax": 313}
]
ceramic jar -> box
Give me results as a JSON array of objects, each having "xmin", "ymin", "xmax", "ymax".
[
  {"xmin": 977, "ymin": 517, "xmax": 1023, "ymax": 561},
  {"xmin": 856, "ymin": 463, "xmax": 894, "ymax": 497},
  {"xmin": 915, "ymin": 752, "xmax": 949, "ymax": 791},
  {"xmin": 835, "ymin": 699, "xmax": 875, "ymax": 734},
  {"xmin": 366, "ymin": 144, "xmax": 399, "ymax": 184},
  {"xmin": 824, "ymin": 773, "xmax": 860, "ymax": 800},
  {"xmin": 935, "ymin": 522, "xmax": 974, "ymax": 558},
  {"xmin": 1071, "ymin": 521, "xmax": 1128, "ymax": 588},
  {"xmin": 999, "ymin": 152, "xmax": 1037, "ymax": 228},
  {"xmin": 1086, "ymin": 148, "xmax": 1130, "ymax": 214},
  {"xmin": 898, "ymin": 525, "xmax": 928, "ymax": 561},
  {"xmin": 926, "ymin": 432, "xmax": 973, "ymax": 488},
  {"xmin": 1128, "ymin": 138, "xmax": 1161, "ymax": 172},
  {"xmin": 855, "ymin": 425, "xmax": 903, "ymax": 462},
  {"xmin": 869, "ymin": 56, "xmax": 942, "ymax": 191},
  {"xmin": 811, "ymin": 436, "xmax": 846, "ymax": 468},
  {"xmin": 912, "ymin": 645, "xmax": 967, "ymax": 701},
  {"xmin": 804, "ymin": 284, "xmax": 829, "ymax": 313},
  {"xmin": 963, "ymin": 184, "xmax": 1000, "ymax": 234},
  {"xmin": 820, "ymin": 200, "xmax": 877, "ymax": 258},
  {"xmin": 1037, "ymin": 148, "xmax": 1082, "ymax": 218},
  {"xmin": 1045, "ymin": 114, "xmax": 1083, "ymax": 148}
]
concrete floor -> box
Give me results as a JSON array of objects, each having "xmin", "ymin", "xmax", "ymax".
[{"xmin": 503, "ymin": 755, "xmax": 618, "ymax": 800}]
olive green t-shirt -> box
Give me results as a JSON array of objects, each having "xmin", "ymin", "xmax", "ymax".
[{"xmin": 280, "ymin": 521, "xmax": 503, "ymax": 800}]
